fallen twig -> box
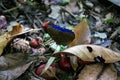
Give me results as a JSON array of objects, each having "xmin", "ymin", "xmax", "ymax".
[
  {"xmin": 61, "ymin": 7, "xmax": 76, "ymax": 18},
  {"xmin": 9, "ymin": 28, "xmax": 42, "ymax": 38},
  {"xmin": 3, "ymin": 5, "xmax": 20, "ymax": 13}
]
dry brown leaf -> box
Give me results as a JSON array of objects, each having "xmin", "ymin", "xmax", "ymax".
[
  {"xmin": 0, "ymin": 52, "xmax": 29, "ymax": 71},
  {"xmin": 54, "ymin": 45, "xmax": 120, "ymax": 63},
  {"xmin": 117, "ymin": 76, "xmax": 120, "ymax": 80},
  {"xmin": 77, "ymin": 64, "xmax": 117, "ymax": 80},
  {"xmin": 10, "ymin": 23, "xmax": 23, "ymax": 35},
  {"xmin": 0, "ymin": 23, "xmax": 23, "ymax": 55},
  {"xmin": 0, "ymin": 62, "xmax": 32, "ymax": 80},
  {"xmin": 68, "ymin": 19, "xmax": 91, "ymax": 71},
  {"xmin": 98, "ymin": 64, "xmax": 117, "ymax": 80},
  {"xmin": 0, "ymin": 39, "xmax": 35, "ymax": 71},
  {"xmin": 65, "ymin": 0, "xmax": 79, "ymax": 14},
  {"xmin": 77, "ymin": 64, "xmax": 103, "ymax": 80},
  {"xmin": 68, "ymin": 19, "xmax": 91, "ymax": 47}
]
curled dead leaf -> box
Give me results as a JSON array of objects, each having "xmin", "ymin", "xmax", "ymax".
[
  {"xmin": 68, "ymin": 19, "xmax": 91, "ymax": 71},
  {"xmin": 54, "ymin": 45, "xmax": 120, "ymax": 63}
]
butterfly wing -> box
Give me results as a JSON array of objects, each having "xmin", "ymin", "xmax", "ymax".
[{"xmin": 47, "ymin": 24, "xmax": 75, "ymax": 45}]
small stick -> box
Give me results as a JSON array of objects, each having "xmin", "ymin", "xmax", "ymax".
[
  {"xmin": 61, "ymin": 7, "xmax": 76, "ymax": 18},
  {"xmin": 9, "ymin": 28, "xmax": 42, "ymax": 38},
  {"xmin": 109, "ymin": 29, "xmax": 119, "ymax": 39},
  {"xmin": 3, "ymin": 6, "xmax": 20, "ymax": 13},
  {"xmin": 35, "ymin": 15, "xmax": 43, "ymax": 25}
]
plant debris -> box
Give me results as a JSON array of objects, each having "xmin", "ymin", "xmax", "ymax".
[{"xmin": 0, "ymin": 0, "xmax": 120, "ymax": 80}]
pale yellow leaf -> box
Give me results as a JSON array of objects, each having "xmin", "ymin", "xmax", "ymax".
[
  {"xmin": 54, "ymin": 45, "xmax": 120, "ymax": 63},
  {"xmin": 0, "ymin": 33, "xmax": 11, "ymax": 55}
]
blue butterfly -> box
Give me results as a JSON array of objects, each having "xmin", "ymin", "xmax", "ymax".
[{"xmin": 43, "ymin": 22, "xmax": 75, "ymax": 45}]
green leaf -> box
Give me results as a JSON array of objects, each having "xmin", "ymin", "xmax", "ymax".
[
  {"xmin": 62, "ymin": 0, "xmax": 70, "ymax": 3},
  {"xmin": 105, "ymin": 18, "xmax": 115, "ymax": 23},
  {"xmin": 41, "ymin": 57, "xmax": 55, "ymax": 75},
  {"xmin": 41, "ymin": 46, "xmax": 61, "ymax": 74}
]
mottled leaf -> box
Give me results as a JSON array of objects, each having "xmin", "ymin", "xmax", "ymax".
[{"xmin": 54, "ymin": 45, "xmax": 120, "ymax": 63}]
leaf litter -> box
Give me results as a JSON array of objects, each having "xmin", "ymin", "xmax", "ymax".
[{"xmin": 0, "ymin": 0, "xmax": 120, "ymax": 80}]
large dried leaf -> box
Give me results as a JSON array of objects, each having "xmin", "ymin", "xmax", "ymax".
[
  {"xmin": 68, "ymin": 19, "xmax": 91, "ymax": 71},
  {"xmin": 0, "ymin": 52, "xmax": 30, "ymax": 71},
  {"xmin": 77, "ymin": 64, "xmax": 103, "ymax": 80},
  {"xmin": 54, "ymin": 45, "xmax": 120, "ymax": 63},
  {"xmin": 77, "ymin": 64, "xmax": 117, "ymax": 80},
  {"xmin": 68, "ymin": 19, "xmax": 91, "ymax": 47},
  {"xmin": 0, "ymin": 23, "xmax": 23, "ymax": 55},
  {"xmin": 0, "ymin": 62, "xmax": 32, "ymax": 80},
  {"xmin": 98, "ymin": 65, "xmax": 117, "ymax": 80}
]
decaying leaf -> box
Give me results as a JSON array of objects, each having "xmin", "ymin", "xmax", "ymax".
[
  {"xmin": 98, "ymin": 64, "xmax": 117, "ymax": 80},
  {"xmin": 68, "ymin": 19, "xmax": 91, "ymax": 47},
  {"xmin": 77, "ymin": 64, "xmax": 117, "ymax": 80},
  {"xmin": 68, "ymin": 19, "xmax": 91, "ymax": 71},
  {"xmin": 0, "ymin": 38, "xmax": 31, "ymax": 71},
  {"xmin": 77, "ymin": 64, "xmax": 103, "ymax": 80},
  {"xmin": 0, "ymin": 62, "xmax": 32, "ymax": 80},
  {"xmin": 0, "ymin": 33, "xmax": 11, "ymax": 55},
  {"xmin": 54, "ymin": 45, "xmax": 120, "ymax": 63},
  {"xmin": 0, "ymin": 23, "xmax": 23, "ymax": 55},
  {"xmin": 0, "ymin": 52, "xmax": 30, "ymax": 71}
]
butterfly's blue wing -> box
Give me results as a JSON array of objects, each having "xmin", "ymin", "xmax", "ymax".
[{"xmin": 46, "ymin": 24, "xmax": 75, "ymax": 45}]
